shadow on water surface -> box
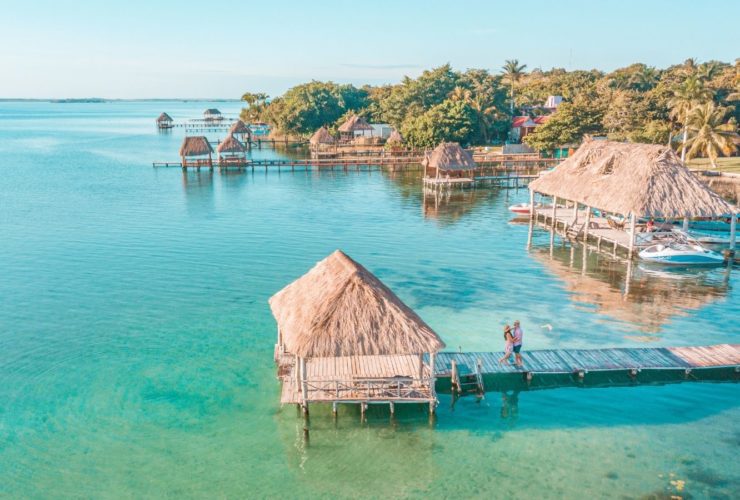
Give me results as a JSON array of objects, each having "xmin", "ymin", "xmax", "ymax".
[{"xmin": 528, "ymin": 229, "xmax": 732, "ymax": 336}]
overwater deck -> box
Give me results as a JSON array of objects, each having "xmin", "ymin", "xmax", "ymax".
[
  {"xmin": 279, "ymin": 344, "xmax": 740, "ymax": 410},
  {"xmin": 435, "ymin": 344, "xmax": 740, "ymax": 377}
]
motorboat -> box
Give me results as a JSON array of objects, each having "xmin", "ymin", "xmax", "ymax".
[
  {"xmin": 639, "ymin": 242, "xmax": 725, "ymax": 265},
  {"xmin": 508, "ymin": 203, "xmax": 535, "ymax": 216}
]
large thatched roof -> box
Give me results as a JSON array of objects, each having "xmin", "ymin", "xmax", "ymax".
[
  {"xmin": 269, "ymin": 250, "xmax": 445, "ymax": 357},
  {"xmin": 217, "ymin": 135, "xmax": 246, "ymax": 154},
  {"xmin": 156, "ymin": 112, "xmax": 173, "ymax": 122},
  {"xmin": 229, "ymin": 119, "xmax": 251, "ymax": 135},
  {"xmin": 338, "ymin": 114, "xmax": 373, "ymax": 132},
  {"xmin": 387, "ymin": 130, "xmax": 403, "ymax": 144},
  {"xmin": 310, "ymin": 126, "xmax": 335, "ymax": 145},
  {"xmin": 179, "ymin": 136, "xmax": 213, "ymax": 157},
  {"xmin": 529, "ymin": 140, "xmax": 735, "ymax": 217},
  {"xmin": 422, "ymin": 142, "xmax": 476, "ymax": 171}
]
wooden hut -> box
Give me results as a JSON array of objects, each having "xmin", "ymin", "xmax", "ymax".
[
  {"xmin": 156, "ymin": 112, "xmax": 173, "ymax": 129},
  {"xmin": 179, "ymin": 136, "xmax": 214, "ymax": 169},
  {"xmin": 229, "ymin": 119, "xmax": 252, "ymax": 145},
  {"xmin": 337, "ymin": 114, "xmax": 374, "ymax": 142},
  {"xmin": 528, "ymin": 139, "xmax": 737, "ymax": 257},
  {"xmin": 386, "ymin": 129, "xmax": 403, "ymax": 145},
  {"xmin": 216, "ymin": 135, "xmax": 247, "ymax": 167},
  {"xmin": 309, "ymin": 126, "xmax": 335, "ymax": 147},
  {"xmin": 270, "ymin": 250, "xmax": 445, "ymax": 415},
  {"xmin": 203, "ymin": 108, "xmax": 222, "ymax": 121},
  {"xmin": 422, "ymin": 142, "xmax": 478, "ymax": 183}
]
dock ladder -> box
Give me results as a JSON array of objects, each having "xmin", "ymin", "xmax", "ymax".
[{"xmin": 451, "ymin": 359, "xmax": 485, "ymax": 398}]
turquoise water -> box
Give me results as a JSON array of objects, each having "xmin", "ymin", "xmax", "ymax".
[{"xmin": 0, "ymin": 101, "xmax": 738, "ymax": 499}]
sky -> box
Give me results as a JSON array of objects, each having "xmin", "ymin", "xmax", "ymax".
[{"xmin": 2, "ymin": 0, "xmax": 738, "ymax": 99}]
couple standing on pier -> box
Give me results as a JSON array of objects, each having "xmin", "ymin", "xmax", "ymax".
[{"xmin": 499, "ymin": 320, "xmax": 524, "ymax": 367}]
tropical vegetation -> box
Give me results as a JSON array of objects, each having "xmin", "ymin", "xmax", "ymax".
[{"xmin": 241, "ymin": 59, "xmax": 739, "ymax": 161}]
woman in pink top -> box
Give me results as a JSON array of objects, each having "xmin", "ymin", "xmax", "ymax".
[{"xmin": 499, "ymin": 325, "xmax": 514, "ymax": 365}]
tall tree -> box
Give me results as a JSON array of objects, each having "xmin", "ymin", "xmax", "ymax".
[
  {"xmin": 668, "ymin": 76, "xmax": 713, "ymax": 161},
  {"xmin": 501, "ymin": 59, "xmax": 527, "ymax": 115},
  {"xmin": 684, "ymin": 102, "xmax": 738, "ymax": 169}
]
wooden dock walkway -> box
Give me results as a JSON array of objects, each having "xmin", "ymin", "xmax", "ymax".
[
  {"xmin": 153, "ymin": 156, "xmax": 423, "ymax": 170},
  {"xmin": 435, "ymin": 344, "xmax": 740, "ymax": 379}
]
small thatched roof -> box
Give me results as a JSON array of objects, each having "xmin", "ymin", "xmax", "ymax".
[
  {"xmin": 422, "ymin": 142, "xmax": 476, "ymax": 171},
  {"xmin": 217, "ymin": 135, "xmax": 246, "ymax": 154},
  {"xmin": 156, "ymin": 112, "xmax": 173, "ymax": 123},
  {"xmin": 310, "ymin": 126, "xmax": 335, "ymax": 145},
  {"xmin": 387, "ymin": 130, "xmax": 403, "ymax": 144},
  {"xmin": 204, "ymin": 108, "xmax": 221, "ymax": 116},
  {"xmin": 179, "ymin": 136, "xmax": 213, "ymax": 157},
  {"xmin": 229, "ymin": 120, "xmax": 251, "ymax": 135},
  {"xmin": 529, "ymin": 140, "xmax": 736, "ymax": 217},
  {"xmin": 269, "ymin": 250, "xmax": 445, "ymax": 358},
  {"xmin": 338, "ymin": 114, "xmax": 373, "ymax": 132}
]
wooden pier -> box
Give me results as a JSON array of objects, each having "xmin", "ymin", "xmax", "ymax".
[
  {"xmin": 279, "ymin": 344, "xmax": 739, "ymax": 414},
  {"xmin": 153, "ymin": 156, "xmax": 423, "ymax": 170},
  {"xmin": 435, "ymin": 344, "xmax": 740, "ymax": 380}
]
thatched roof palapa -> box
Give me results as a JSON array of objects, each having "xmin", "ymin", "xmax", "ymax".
[
  {"xmin": 204, "ymin": 108, "xmax": 221, "ymax": 116},
  {"xmin": 310, "ymin": 126, "xmax": 336, "ymax": 145},
  {"xmin": 529, "ymin": 140, "xmax": 735, "ymax": 218},
  {"xmin": 216, "ymin": 135, "xmax": 246, "ymax": 154},
  {"xmin": 229, "ymin": 119, "xmax": 251, "ymax": 135},
  {"xmin": 156, "ymin": 112, "xmax": 173, "ymax": 123},
  {"xmin": 387, "ymin": 130, "xmax": 403, "ymax": 144},
  {"xmin": 422, "ymin": 142, "xmax": 476, "ymax": 171},
  {"xmin": 179, "ymin": 136, "xmax": 214, "ymax": 157},
  {"xmin": 269, "ymin": 250, "xmax": 445, "ymax": 358},
  {"xmin": 338, "ymin": 114, "xmax": 373, "ymax": 133}
]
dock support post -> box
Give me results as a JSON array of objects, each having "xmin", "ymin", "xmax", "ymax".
[
  {"xmin": 682, "ymin": 216, "xmax": 690, "ymax": 232},
  {"xmin": 730, "ymin": 213, "xmax": 737, "ymax": 252},
  {"xmin": 583, "ymin": 206, "xmax": 591, "ymax": 242},
  {"xmin": 628, "ymin": 213, "xmax": 636, "ymax": 259},
  {"xmin": 529, "ymin": 190, "xmax": 535, "ymax": 219},
  {"xmin": 332, "ymin": 401, "xmax": 338, "ymax": 417},
  {"xmin": 551, "ymin": 197, "xmax": 558, "ymax": 228},
  {"xmin": 389, "ymin": 401, "xmax": 395, "ymax": 416},
  {"xmin": 572, "ymin": 202, "xmax": 578, "ymax": 225}
]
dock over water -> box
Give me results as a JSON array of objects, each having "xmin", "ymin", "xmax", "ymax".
[
  {"xmin": 435, "ymin": 344, "xmax": 740, "ymax": 378},
  {"xmin": 278, "ymin": 344, "xmax": 739, "ymax": 412}
]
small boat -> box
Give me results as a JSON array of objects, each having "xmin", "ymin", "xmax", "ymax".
[
  {"xmin": 508, "ymin": 203, "xmax": 534, "ymax": 215},
  {"xmin": 639, "ymin": 242, "xmax": 725, "ymax": 266}
]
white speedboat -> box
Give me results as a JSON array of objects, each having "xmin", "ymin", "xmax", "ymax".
[{"xmin": 639, "ymin": 242, "xmax": 725, "ymax": 265}]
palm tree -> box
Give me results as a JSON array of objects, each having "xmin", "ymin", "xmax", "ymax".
[
  {"xmin": 680, "ymin": 58, "xmax": 698, "ymax": 76},
  {"xmin": 684, "ymin": 103, "xmax": 738, "ymax": 169},
  {"xmin": 668, "ymin": 76, "xmax": 713, "ymax": 161},
  {"xmin": 697, "ymin": 61, "xmax": 721, "ymax": 81},
  {"xmin": 449, "ymin": 86, "xmax": 499, "ymax": 143},
  {"xmin": 629, "ymin": 66, "xmax": 659, "ymax": 91},
  {"xmin": 501, "ymin": 59, "xmax": 527, "ymax": 115}
]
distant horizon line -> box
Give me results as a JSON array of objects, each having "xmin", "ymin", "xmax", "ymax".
[{"xmin": 0, "ymin": 98, "xmax": 243, "ymax": 102}]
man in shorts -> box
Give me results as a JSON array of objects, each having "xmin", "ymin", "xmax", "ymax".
[{"xmin": 512, "ymin": 320, "xmax": 524, "ymax": 367}]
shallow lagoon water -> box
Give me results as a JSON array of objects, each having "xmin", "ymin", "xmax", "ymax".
[{"xmin": 0, "ymin": 102, "xmax": 738, "ymax": 498}]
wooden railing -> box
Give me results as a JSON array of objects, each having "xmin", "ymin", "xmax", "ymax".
[{"xmin": 302, "ymin": 376, "xmax": 434, "ymax": 401}]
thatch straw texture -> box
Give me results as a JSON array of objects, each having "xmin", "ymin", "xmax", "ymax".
[
  {"xmin": 338, "ymin": 114, "xmax": 373, "ymax": 132},
  {"xmin": 269, "ymin": 250, "xmax": 445, "ymax": 357},
  {"xmin": 157, "ymin": 112, "xmax": 173, "ymax": 122},
  {"xmin": 529, "ymin": 140, "xmax": 735, "ymax": 217},
  {"xmin": 229, "ymin": 120, "xmax": 250, "ymax": 135},
  {"xmin": 422, "ymin": 142, "xmax": 476, "ymax": 171},
  {"xmin": 217, "ymin": 135, "xmax": 246, "ymax": 154},
  {"xmin": 179, "ymin": 136, "xmax": 213, "ymax": 157},
  {"xmin": 387, "ymin": 130, "xmax": 403, "ymax": 144},
  {"xmin": 310, "ymin": 126, "xmax": 335, "ymax": 145}
]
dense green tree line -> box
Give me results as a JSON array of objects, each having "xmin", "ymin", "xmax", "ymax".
[{"xmin": 241, "ymin": 59, "xmax": 739, "ymax": 161}]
